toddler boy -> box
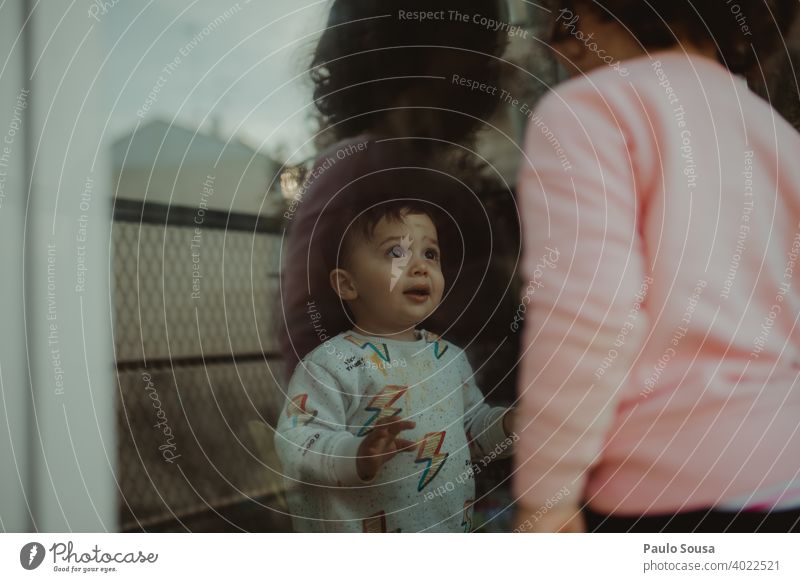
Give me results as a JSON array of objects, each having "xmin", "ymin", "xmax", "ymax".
[{"xmin": 276, "ymin": 202, "xmax": 515, "ymax": 532}]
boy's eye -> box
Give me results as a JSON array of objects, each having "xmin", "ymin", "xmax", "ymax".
[
  {"xmin": 424, "ymin": 248, "xmax": 439, "ymax": 261},
  {"xmin": 387, "ymin": 244, "xmax": 407, "ymax": 259}
]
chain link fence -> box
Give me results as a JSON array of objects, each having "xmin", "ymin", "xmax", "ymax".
[{"xmin": 112, "ymin": 200, "xmax": 293, "ymax": 531}]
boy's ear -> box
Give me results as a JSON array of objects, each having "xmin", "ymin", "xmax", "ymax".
[{"xmin": 330, "ymin": 269, "xmax": 358, "ymax": 301}]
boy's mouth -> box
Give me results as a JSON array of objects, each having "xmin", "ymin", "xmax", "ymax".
[{"xmin": 403, "ymin": 284, "xmax": 431, "ymax": 302}]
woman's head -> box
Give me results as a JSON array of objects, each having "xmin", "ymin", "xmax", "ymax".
[
  {"xmin": 310, "ymin": 0, "xmax": 508, "ymax": 143},
  {"xmin": 546, "ymin": 0, "xmax": 798, "ymax": 75}
]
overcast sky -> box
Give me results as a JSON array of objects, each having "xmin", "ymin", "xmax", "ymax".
[{"xmin": 102, "ymin": 0, "xmax": 330, "ymax": 162}]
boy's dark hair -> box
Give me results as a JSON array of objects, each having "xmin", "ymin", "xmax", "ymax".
[
  {"xmin": 549, "ymin": 0, "xmax": 799, "ymax": 74},
  {"xmin": 338, "ymin": 200, "xmax": 444, "ymax": 269},
  {"xmin": 310, "ymin": 0, "xmax": 508, "ymax": 145}
]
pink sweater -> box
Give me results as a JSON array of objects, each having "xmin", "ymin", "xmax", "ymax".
[{"xmin": 514, "ymin": 51, "xmax": 800, "ymax": 515}]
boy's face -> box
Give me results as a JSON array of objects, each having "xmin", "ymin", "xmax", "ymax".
[{"xmin": 333, "ymin": 212, "xmax": 445, "ymax": 338}]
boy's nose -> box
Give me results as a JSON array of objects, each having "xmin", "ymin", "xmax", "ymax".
[{"xmin": 408, "ymin": 255, "xmax": 428, "ymax": 276}]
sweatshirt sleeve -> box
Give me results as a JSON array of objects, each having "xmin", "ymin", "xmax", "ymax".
[
  {"xmin": 513, "ymin": 85, "xmax": 650, "ymax": 509},
  {"xmin": 275, "ymin": 357, "xmax": 372, "ymax": 487},
  {"xmin": 458, "ymin": 350, "xmax": 513, "ymax": 462}
]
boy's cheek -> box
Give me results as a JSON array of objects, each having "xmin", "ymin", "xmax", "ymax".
[{"xmin": 434, "ymin": 275, "xmax": 446, "ymax": 299}]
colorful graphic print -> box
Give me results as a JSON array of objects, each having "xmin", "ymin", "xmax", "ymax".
[
  {"xmin": 344, "ymin": 335, "xmax": 391, "ymax": 362},
  {"xmin": 357, "ymin": 385, "xmax": 408, "ymax": 436},
  {"xmin": 425, "ymin": 332, "xmax": 449, "ymax": 359},
  {"xmin": 415, "ymin": 431, "xmax": 449, "ymax": 491},
  {"xmin": 286, "ymin": 394, "xmax": 318, "ymax": 427},
  {"xmin": 461, "ymin": 500, "xmax": 474, "ymax": 532}
]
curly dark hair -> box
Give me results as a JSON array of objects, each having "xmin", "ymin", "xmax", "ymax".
[
  {"xmin": 310, "ymin": 0, "xmax": 508, "ymax": 144},
  {"xmin": 548, "ymin": 0, "xmax": 799, "ymax": 74}
]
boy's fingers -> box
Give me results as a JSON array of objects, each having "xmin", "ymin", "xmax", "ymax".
[
  {"xmin": 368, "ymin": 418, "xmax": 415, "ymax": 437},
  {"xmin": 366, "ymin": 419, "xmax": 395, "ymax": 438},
  {"xmin": 373, "ymin": 416, "xmax": 412, "ymax": 428},
  {"xmin": 385, "ymin": 420, "xmax": 416, "ymax": 435},
  {"xmin": 395, "ymin": 438, "xmax": 417, "ymax": 452},
  {"xmin": 364, "ymin": 418, "xmax": 416, "ymax": 452}
]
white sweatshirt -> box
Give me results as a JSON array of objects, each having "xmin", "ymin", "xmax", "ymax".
[{"xmin": 275, "ymin": 329, "xmax": 512, "ymax": 532}]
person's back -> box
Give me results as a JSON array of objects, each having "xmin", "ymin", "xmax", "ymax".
[
  {"xmin": 552, "ymin": 51, "xmax": 800, "ymax": 511},
  {"xmin": 513, "ymin": 0, "xmax": 800, "ymax": 532}
]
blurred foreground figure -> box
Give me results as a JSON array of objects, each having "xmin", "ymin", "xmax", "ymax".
[{"xmin": 514, "ymin": 0, "xmax": 800, "ymax": 533}]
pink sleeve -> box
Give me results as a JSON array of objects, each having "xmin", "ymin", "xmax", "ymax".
[{"xmin": 513, "ymin": 86, "xmax": 651, "ymax": 509}]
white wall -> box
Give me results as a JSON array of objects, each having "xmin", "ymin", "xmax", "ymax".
[
  {"xmin": 0, "ymin": 0, "xmax": 32, "ymax": 534},
  {"xmin": 0, "ymin": 0, "xmax": 117, "ymax": 532}
]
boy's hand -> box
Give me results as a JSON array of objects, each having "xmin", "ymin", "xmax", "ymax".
[
  {"xmin": 502, "ymin": 408, "xmax": 517, "ymax": 437},
  {"xmin": 356, "ymin": 417, "xmax": 417, "ymax": 481}
]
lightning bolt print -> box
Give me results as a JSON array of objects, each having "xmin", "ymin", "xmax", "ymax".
[
  {"xmin": 357, "ymin": 385, "xmax": 407, "ymax": 436},
  {"xmin": 344, "ymin": 335, "xmax": 391, "ymax": 363},
  {"xmin": 414, "ymin": 431, "xmax": 449, "ymax": 491},
  {"xmin": 424, "ymin": 332, "xmax": 449, "ymax": 359},
  {"xmin": 461, "ymin": 500, "xmax": 474, "ymax": 532},
  {"xmin": 286, "ymin": 394, "xmax": 318, "ymax": 427}
]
